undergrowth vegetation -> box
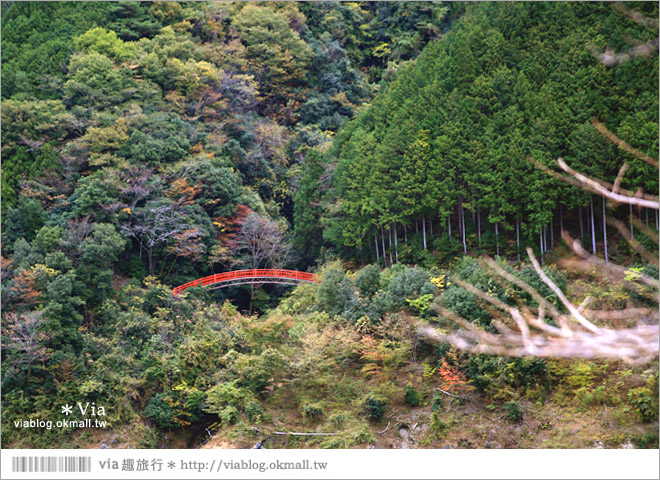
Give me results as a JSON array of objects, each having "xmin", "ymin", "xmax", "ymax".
[{"xmin": 2, "ymin": 260, "xmax": 657, "ymax": 449}]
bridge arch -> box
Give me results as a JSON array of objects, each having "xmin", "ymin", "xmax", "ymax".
[{"xmin": 173, "ymin": 269, "xmax": 319, "ymax": 296}]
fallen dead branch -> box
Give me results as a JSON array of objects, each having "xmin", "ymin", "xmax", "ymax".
[{"xmin": 435, "ymin": 388, "xmax": 463, "ymax": 400}]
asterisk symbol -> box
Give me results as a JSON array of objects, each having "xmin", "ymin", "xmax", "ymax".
[
  {"xmin": 167, "ymin": 461, "xmax": 176, "ymax": 469},
  {"xmin": 61, "ymin": 404, "xmax": 73, "ymax": 415}
]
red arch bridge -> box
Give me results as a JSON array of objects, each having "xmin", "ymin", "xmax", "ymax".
[{"xmin": 173, "ymin": 269, "xmax": 319, "ymax": 296}]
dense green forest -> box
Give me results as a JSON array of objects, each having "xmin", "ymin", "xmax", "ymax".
[{"xmin": 1, "ymin": 1, "xmax": 658, "ymax": 449}]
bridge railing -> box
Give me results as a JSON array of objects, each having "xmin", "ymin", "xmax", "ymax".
[{"xmin": 173, "ymin": 269, "xmax": 319, "ymax": 296}]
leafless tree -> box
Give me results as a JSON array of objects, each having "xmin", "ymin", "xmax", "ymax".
[
  {"xmin": 1, "ymin": 311, "xmax": 52, "ymax": 382},
  {"xmin": 121, "ymin": 202, "xmax": 190, "ymax": 276},
  {"xmin": 59, "ymin": 216, "xmax": 93, "ymax": 261},
  {"xmin": 231, "ymin": 212, "xmax": 292, "ymax": 313},
  {"xmin": 119, "ymin": 166, "xmax": 157, "ymax": 211},
  {"xmin": 232, "ymin": 212, "xmax": 292, "ymax": 270}
]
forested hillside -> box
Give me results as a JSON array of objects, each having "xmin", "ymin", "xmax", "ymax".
[
  {"xmin": 323, "ymin": 1, "xmax": 658, "ymax": 265},
  {"xmin": 1, "ymin": 2, "xmax": 658, "ymax": 450}
]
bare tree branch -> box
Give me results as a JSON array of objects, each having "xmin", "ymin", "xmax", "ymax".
[
  {"xmin": 556, "ymin": 158, "xmax": 659, "ymax": 209},
  {"xmin": 589, "ymin": 38, "xmax": 659, "ymax": 68},
  {"xmin": 559, "ymin": 231, "xmax": 659, "ymax": 290},
  {"xmin": 422, "ymin": 7, "xmax": 660, "ymax": 366},
  {"xmin": 525, "ymin": 247, "xmax": 601, "ymax": 333},
  {"xmin": 612, "ymin": 2, "xmax": 659, "ymax": 29},
  {"xmin": 527, "ymin": 156, "xmax": 657, "ymax": 203},
  {"xmin": 422, "ymin": 234, "xmax": 658, "ymax": 365},
  {"xmin": 607, "ymin": 217, "xmax": 659, "ymax": 267},
  {"xmin": 591, "ymin": 118, "xmax": 659, "ymax": 168}
]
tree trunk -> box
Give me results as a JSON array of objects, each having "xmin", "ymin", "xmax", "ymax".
[
  {"xmin": 415, "ymin": 220, "xmax": 418, "ymax": 233},
  {"xmin": 381, "ymin": 226, "xmax": 387, "ymax": 267},
  {"xmin": 539, "ymin": 230, "xmax": 544, "ymax": 265},
  {"xmin": 602, "ymin": 196, "xmax": 608, "ymax": 264},
  {"xmin": 457, "ymin": 204, "xmax": 462, "ymax": 240},
  {"xmin": 148, "ymin": 249, "xmax": 154, "ymax": 276},
  {"xmin": 579, "ymin": 205, "xmax": 584, "ymax": 240},
  {"xmin": 422, "ymin": 215, "xmax": 427, "ymax": 250},
  {"xmin": 495, "ymin": 222, "xmax": 500, "ymax": 256},
  {"xmin": 656, "ymin": 209, "xmax": 659, "ymax": 230},
  {"xmin": 374, "ymin": 232, "xmax": 380, "ymax": 266},
  {"xmin": 645, "ymin": 208, "xmax": 649, "ymax": 228},
  {"xmin": 477, "ymin": 210, "xmax": 481, "ymax": 246},
  {"xmin": 629, "ymin": 203, "xmax": 634, "ymax": 240},
  {"xmin": 394, "ymin": 223, "xmax": 399, "ymax": 263},
  {"xmin": 590, "ymin": 197, "xmax": 597, "ymax": 255},
  {"xmin": 404, "ymin": 224, "xmax": 407, "ymax": 244},
  {"xmin": 448, "ymin": 215, "xmax": 452, "ymax": 242},
  {"xmin": 460, "ymin": 198, "xmax": 467, "ymax": 254},
  {"xmin": 543, "ymin": 223, "xmax": 547, "ymax": 255},
  {"xmin": 550, "ymin": 212, "xmax": 554, "ymax": 249},
  {"xmin": 388, "ymin": 225, "xmax": 394, "ymax": 265},
  {"xmin": 430, "ymin": 218, "xmax": 433, "ymax": 237},
  {"xmin": 559, "ymin": 206, "xmax": 564, "ymax": 235},
  {"xmin": 516, "ymin": 217, "xmax": 521, "ymax": 262}
]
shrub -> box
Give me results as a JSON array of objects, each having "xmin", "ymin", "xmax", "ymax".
[
  {"xmin": 232, "ymin": 347, "xmax": 288, "ymax": 394},
  {"xmin": 628, "ymin": 387, "xmax": 659, "ymax": 423},
  {"xmin": 631, "ymin": 432, "xmax": 659, "ymax": 449},
  {"xmin": 464, "ymin": 354, "xmax": 549, "ymax": 397},
  {"xmin": 404, "ymin": 386, "xmax": 422, "ymax": 407},
  {"xmin": 302, "ymin": 403, "xmax": 325, "ymax": 420},
  {"xmin": 503, "ymin": 401, "xmax": 522, "ymax": 423},
  {"xmin": 362, "ymin": 393, "xmax": 388, "ymax": 422},
  {"xmin": 204, "ymin": 380, "xmax": 255, "ymax": 414},
  {"xmin": 518, "ymin": 264, "xmax": 566, "ymax": 307},
  {"xmin": 145, "ymin": 386, "xmax": 205, "ymax": 429},
  {"xmin": 145, "ymin": 393, "xmax": 177, "ymax": 428},
  {"xmin": 348, "ymin": 424, "xmax": 375, "ymax": 445},
  {"xmin": 406, "ymin": 293, "xmax": 434, "ymax": 318},
  {"xmin": 131, "ymin": 421, "xmax": 161, "ymax": 448},
  {"xmin": 430, "ymin": 412, "xmax": 448, "ymax": 436},
  {"xmin": 328, "ymin": 412, "xmax": 349, "ymax": 428},
  {"xmin": 441, "ymin": 287, "xmax": 490, "ymax": 327},
  {"xmin": 431, "ymin": 392, "xmax": 443, "ymax": 412},
  {"xmin": 245, "ymin": 401, "xmax": 264, "ymax": 423},
  {"xmin": 316, "ymin": 268, "xmax": 355, "ymax": 317},
  {"xmin": 355, "ymin": 264, "xmax": 381, "ymax": 298},
  {"xmin": 387, "ymin": 266, "xmax": 434, "ymax": 308},
  {"xmin": 219, "ymin": 405, "xmax": 239, "ymax": 424}
]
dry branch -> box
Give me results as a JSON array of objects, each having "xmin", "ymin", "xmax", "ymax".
[
  {"xmin": 591, "ymin": 118, "xmax": 659, "ymax": 168},
  {"xmin": 526, "ymin": 247, "xmax": 601, "ymax": 333},
  {"xmin": 527, "ymin": 156, "xmax": 657, "ymax": 204},
  {"xmin": 435, "ymin": 388, "xmax": 463, "ymax": 399},
  {"xmin": 607, "ymin": 217, "xmax": 659, "ymax": 266},
  {"xmin": 421, "ymin": 242, "xmax": 659, "ymax": 365},
  {"xmin": 612, "ymin": 2, "xmax": 659, "ymax": 29},
  {"xmin": 556, "ymin": 158, "xmax": 659, "ymax": 209},
  {"xmin": 560, "ymin": 231, "xmax": 659, "ymax": 289},
  {"xmin": 589, "ymin": 39, "xmax": 659, "ymax": 68},
  {"xmin": 422, "ymin": 15, "xmax": 660, "ymax": 366}
]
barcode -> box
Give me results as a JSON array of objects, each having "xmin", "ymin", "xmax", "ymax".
[{"xmin": 11, "ymin": 456, "xmax": 92, "ymax": 473}]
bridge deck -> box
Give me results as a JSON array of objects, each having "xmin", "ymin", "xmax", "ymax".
[{"xmin": 173, "ymin": 269, "xmax": 319, "ymax": 296}]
